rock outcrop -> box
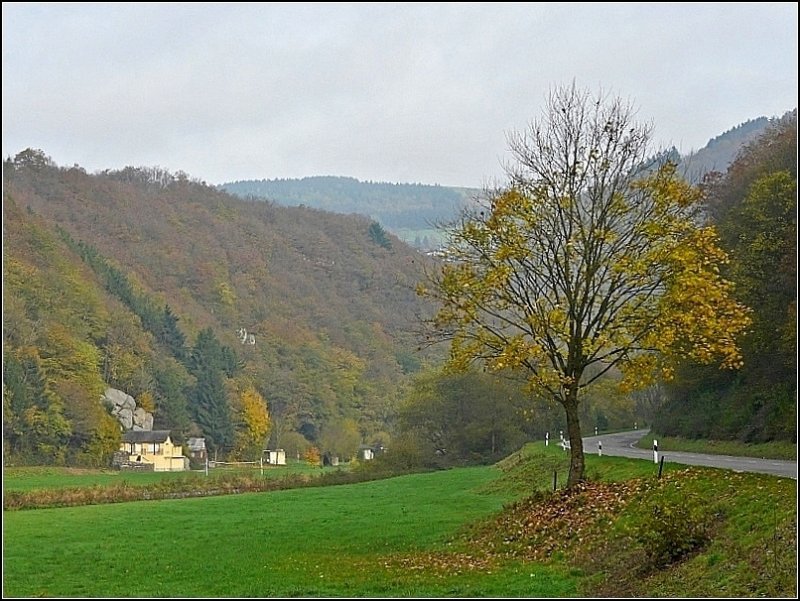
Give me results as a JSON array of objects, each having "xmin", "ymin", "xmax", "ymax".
[{"xmin": 102, "ymin": 387, "xmax": 154, "ymax": 431}]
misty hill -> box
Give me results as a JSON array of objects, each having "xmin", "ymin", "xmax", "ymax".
[
  {"xmin": 221, "ymin": 115, "xmax": 790, "ymax": 240},
  {"xmin": 678, "ymin": 116, "xmax": 773, "ymax": 181},
  {"xmin": 220, "ymin": 176, "xmax": 477, "ymax": 246},
  {"xmin": 3, "ymin": 151, "xmax": 436, "ymax": 465}
]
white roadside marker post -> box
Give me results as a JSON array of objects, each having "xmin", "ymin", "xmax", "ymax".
[
  {"xmin": 598, "ymin": 441, "xmax": 602, "ymax": 457},
  {"xmin": 545, "ymin": 431, "xmax": 549, "ymax": 447},
  {"xmin": 653, "ymin": 439, "xmax": 659, "ymax": 464}
]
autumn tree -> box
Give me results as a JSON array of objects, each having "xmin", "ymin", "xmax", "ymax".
[
  {"xmin": 421, "ymin": 84, "xmax": 750, "ymax": 486},
  {"xmin": 231, "ymin": 385, "xmax": 272, "ymax": 460},
  {"xmin": 724, "ymin": 171, "xmax": 795, "ymax": 364},
  {"xmin": 58, "ymin": 379, "xmax": 120, "ymax": 466},
  {"xmin": 3, "ymin": 348, "xmax": 71, "ymax": 463},
  {"xmin": 304, "ymin": 446, "xmax": 321, "ymax": 467},
  {"xmin": 318, "ymin": 418, "xmax": 361, "ymax": 460}
]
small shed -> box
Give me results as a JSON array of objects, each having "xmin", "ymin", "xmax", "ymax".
[
  {"xmin": 264, "ymin": 449, "xmax": 286, "ymax": 465},
  {"xmin": 358, "ymin": 445, "xmax": 374, "ymax": 461},
  {"xmin": 186, "ymin": 437, "xmax": 207, "ymax": 461}
]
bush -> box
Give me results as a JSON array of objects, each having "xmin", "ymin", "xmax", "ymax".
[
  {"xmin": 368, "ymin": 433, "xmax": 434, "ymax": 471},
  {"xmin": 278, "ymin": 431, "xmax": 311, "ymax": 462},
  {"xmin": 636, "ymin": 494, "xmax": 714, "ymax": 567},
  {"xmin": 303, "ymin": 446, "xmax": 321, "ymax": 467}
]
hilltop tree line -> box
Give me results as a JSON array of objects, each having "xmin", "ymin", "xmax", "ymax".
[
  {"xmin": 677, "ymin": 116, "xmax": 773, "ymax": 182},
  {"xmin": 221, "ymin": 175, "xmax": 472, "ymax": 231}
]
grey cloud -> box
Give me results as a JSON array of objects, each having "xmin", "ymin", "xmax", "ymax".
[{"xmin": 2, "ymin": 3, "xmax": 797, "ymax": 186}]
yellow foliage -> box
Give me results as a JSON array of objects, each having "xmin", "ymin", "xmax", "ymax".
[
  {"xmin": 231, "ymin": 386, "xmax": 271, "ymax": 460},
  {"xmin": 241, "ymin": 387, "xmax": 271, "ymax": 442},
  {"xmin": 215, "ymin": 280, "xmax": 236, "ymax": 307},
  {"xmin": 40, "ymin": 324, "xmax": 104, "ymax": 397},
  {"xmin": 304, "ymin": 446, "xmax": 321, "ymax": 467},
  {"xmin": 82, "ymin": 412, "xmax": 122, "ymax": 467},
  {"xmin": 422, "ymin": 157, "xmax": 751, "ymax": 406},
  {"xmin": 137, "ymin": 391, "xmax": 156, "ymax": 413}
]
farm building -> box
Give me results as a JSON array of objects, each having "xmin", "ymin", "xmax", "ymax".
[{"xmin": 118, "ymin": 430, "xmax": 188, "ymax": 471}]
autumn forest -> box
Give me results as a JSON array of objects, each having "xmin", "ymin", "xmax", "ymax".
[{"xmin": 2, "ymin": 110, "xmax": 796, "ymax": 469}]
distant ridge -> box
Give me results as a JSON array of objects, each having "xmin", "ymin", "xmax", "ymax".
[
  {"xmin": 220, "ymin": 176, "xmax": 477, "ymax": 246},
  {"xmin": 221, "ymin": 113, "xmax": 791, "ymax": 241},
  {"xmin": 678, "ymin": 116, "xmax": 773, "ymax": 181}
]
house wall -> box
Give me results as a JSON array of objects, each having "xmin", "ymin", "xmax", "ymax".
[{"xmin": 119, "ymin": 437, "xmax": 187, "ymax": 471}]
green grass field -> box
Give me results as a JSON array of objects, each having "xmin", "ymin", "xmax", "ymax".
[
  {"xmin": 2, "ymin": 461, "xmax": 338, "ymax": 492},
  {"xmin": 2, "ymin": 465, "xmax": 576, "ymax": 597},
  {"xmin": 3, "ymin": 445, "xmax": 796, "ymax": 597}
]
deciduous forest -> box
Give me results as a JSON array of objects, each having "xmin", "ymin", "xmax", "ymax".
[{"xmin": 2, "ymin": 110, "xmax": 795, "ymax": 468}]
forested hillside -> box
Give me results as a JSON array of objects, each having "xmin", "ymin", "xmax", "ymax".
[
  {"xmin": 220, "ymin": 176, "xmax": 475, "ymax": 247},
  {"xmin": 654, "ymin": 111, "xmax": 797, "ymax": 442},
  {"xmin": 3, "ymin": 151, "xmax": 436, "ymax": 465},
  {"xmin": 678, "ymin": 116, "xmax": 772, "ymax": 181},
  {"xmin": 3, "ymin": 108, "xmax": 794, "ymax": 469}
]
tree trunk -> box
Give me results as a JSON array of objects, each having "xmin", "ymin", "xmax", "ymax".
[{"xmin": 564, "ymin": 392, "xmax": 585, "ymax": 487}]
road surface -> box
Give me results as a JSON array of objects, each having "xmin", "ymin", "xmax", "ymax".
[{"xmin": 579, "ymin": 429, "xmax": 797, "ymax": 479}]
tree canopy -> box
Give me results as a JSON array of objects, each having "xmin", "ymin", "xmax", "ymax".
[{"xmin": 421, "ymin": 84, "xmax": 750, "ymax": 485}]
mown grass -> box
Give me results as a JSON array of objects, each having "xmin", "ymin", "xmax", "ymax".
[
  {"xmin": 3, "ymin": 445, "xmax": 795, "ymax": 597},
  {"xmin": 634, "ymin": 433, "xmax": 797, "ymax": 460},
  {"xmin": 2, "ymin": 461, "xmax": 336, "ymax": 493},
  {"xmin": 2, "ymin": 466, "xmax": 577, "ymax": 597}
]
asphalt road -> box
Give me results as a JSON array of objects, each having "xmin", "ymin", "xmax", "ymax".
[{"xmin": 579, "ymin": 429, "xmax": 797, "ymax": 479}]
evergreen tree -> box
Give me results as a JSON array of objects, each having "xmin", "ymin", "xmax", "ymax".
[
  {"xmin": 152, "ymin": 358, "xmax": 192, "ymax": 441},
  {"xmin": 187, "ymin": 328, "xmax": 234, "ymax": 453},
  {"xmin": 190, "ymin": 370, "xmax": 233, "ymax": 453},
  {"xmin": 368, "ymin": 221, "xmax": 392, "ymax": 249},
  {"xmin": 158, "ymin": 304, "xmax": 186, "ymax": 361}
]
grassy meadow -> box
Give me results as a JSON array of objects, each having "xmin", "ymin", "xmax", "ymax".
[
  {"xmin": 3, "ymin": 444, "xmax": 796, "ymax": 597},
  {"xmin": 3, "ymin": 465, "xmax": 575, "ymax": 597},
  {"xmin": 2, "ymin": 461, "xmax": 335, "ymax": 493}
]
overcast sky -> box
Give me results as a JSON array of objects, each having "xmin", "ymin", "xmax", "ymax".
[{"xmin": 2, "ymin": 3, "xmax": 797, "ymax": 187}]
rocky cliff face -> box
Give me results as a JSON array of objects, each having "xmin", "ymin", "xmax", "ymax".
[{"xmin": 102, "ymin": 388, "xmax": 153, "ymax": 431}]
